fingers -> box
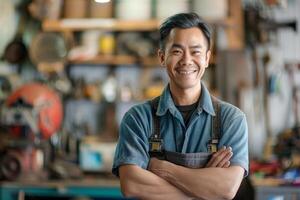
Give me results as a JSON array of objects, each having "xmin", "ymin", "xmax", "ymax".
[
  {"xmin": 206, "ymin": 146, "xmax": 226, "ymax": 167},
  {"xmin": 206, "ymin": 146, "xmax": 233, "ymax": 168},
  {"xmin": 216, "ymin": 151, "xmax": 233, "ymax": 167},
  {"xmin": 223, "ymin": 161, "xmax": 230, "ymax": 168}
]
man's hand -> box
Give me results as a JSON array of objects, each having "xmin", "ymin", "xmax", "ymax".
[
  {"xmin": 206, "ymin": 146, "xmax": 233, "ymax": 168},
  {"xmin": 148, "ymin": 158, "xmax": 168, "ymax": 174}
]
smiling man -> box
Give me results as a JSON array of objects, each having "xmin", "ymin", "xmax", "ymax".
[{"xmin": 112, "ymin": 13, "xmax": 248, "ymax": 200}]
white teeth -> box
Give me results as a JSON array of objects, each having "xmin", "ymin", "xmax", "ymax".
[{"xmin": 178, "ymin": 70, "xmax": 196, "ymax": 75}]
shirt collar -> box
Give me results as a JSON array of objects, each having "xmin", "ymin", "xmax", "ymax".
[
  {"xmin": 156, "ymin": 82, "xmax": 216, "ymax": 116},
  {"xmin": 198, "ymin": 82, "xmax": 215, "ymax": 116},
  {"xmin": 156, "ymin": 85, "xmax": 177, "ymax": 116}
]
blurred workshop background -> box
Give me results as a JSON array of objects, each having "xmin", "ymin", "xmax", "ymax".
[{"xmin": 0, "ymin": 0, "xmax": 300, "ymax": 199}]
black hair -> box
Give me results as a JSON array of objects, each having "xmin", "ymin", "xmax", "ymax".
[{"xmin": 159, "ymin": 12, "xmax": 212, "ymax": 51}]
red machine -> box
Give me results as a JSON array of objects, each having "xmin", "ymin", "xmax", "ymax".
[
  {"xmin": 0, "ymin": 83, "xmax": 63, "ymax": 180},
  {"xmin": 2, "ymin": 82, "xmax": 63, "ymax": 140}
]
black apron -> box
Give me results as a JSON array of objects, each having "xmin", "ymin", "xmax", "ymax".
[{"xmin": 149, "ymin": 96, "xmax": 221, "ymax": 168}]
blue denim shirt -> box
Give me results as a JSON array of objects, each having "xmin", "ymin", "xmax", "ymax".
[{"xmin": 112, "ymin": 82, "xmax": 249, "ymax": 176}]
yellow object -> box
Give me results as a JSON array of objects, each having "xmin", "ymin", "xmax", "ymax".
[
  {"xmin": 144, "ymin": 85, "xmax": 164, "ymax": 99},
  {"xmin": 100, "ymin": 33, "xmax": 115, "ymax": 55}
]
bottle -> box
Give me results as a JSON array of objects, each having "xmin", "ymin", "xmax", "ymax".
[{"xmin": 101, "ymin": 70, "xmax": 117, "ymax": 102}]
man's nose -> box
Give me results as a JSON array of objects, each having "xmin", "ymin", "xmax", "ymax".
[{"xmin": 180, "ymin": 52, "xmax": 193, "ymax": 66}]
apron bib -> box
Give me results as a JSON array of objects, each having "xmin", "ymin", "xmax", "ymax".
[{"xmin": 149, "ymin": 95, "xmax": 221, "ymax": 168}]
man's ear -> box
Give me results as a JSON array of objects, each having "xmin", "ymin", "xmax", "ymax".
[
  {"xmin": 204, "ymin": 50, "xmax": 211, "ymax": 68},
  {"xmin": 158, "ymin": 49, "xmax": 166, "ymax": 67}
]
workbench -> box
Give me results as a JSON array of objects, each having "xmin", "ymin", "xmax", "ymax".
[
  {"xmin": 253, "ymin": 177, "xmax": 300, "ymax": 200},
  {"xmin": 0, "ymin": 178, "xmax": 130, "ymax": 200},
  {"xmin": 256, "ymin": 185, "xmax": 300, "ymax": 200}
]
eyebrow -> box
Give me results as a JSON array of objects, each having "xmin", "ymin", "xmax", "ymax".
[
  {"xmin": 170, "ymin": 44, "xmax": 184, "ymax": 49},
  {"xmin": 171, "ymin": 44, "xmax": 204, "ymax": 49},
  {"xmin": 190, "ymin": 45, "xmax": 204, "ymax": 49}
]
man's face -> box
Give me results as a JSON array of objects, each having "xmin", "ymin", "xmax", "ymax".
[{"xmin": 159, "ymin": 27, "xmax": 211, "ymax": 92}]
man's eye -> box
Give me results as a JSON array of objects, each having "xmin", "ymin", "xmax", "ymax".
[
  {"xmin": 193, "ymin": 51, "xmax": 202, "ymax": 55},
  {"xmin": 172, "ymin": 50, "xmax": 181, "ymax": 54}
]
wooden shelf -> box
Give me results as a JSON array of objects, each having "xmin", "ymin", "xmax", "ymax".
[
  {"xmin": 68, "ymin": 54, "xmax": 218, "ymax": 66},
  {"xmin": 68, "ymin": 55, "xmax": 160, "ymax": 66},
  {"xmin": 42, "ymin": 18, "xmax": 236, "ymax": 32},
  {"xmin": 43, "ymin": 19, "xmax": 161, "ymax": 32}
]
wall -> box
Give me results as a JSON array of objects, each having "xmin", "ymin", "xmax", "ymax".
[{"xmin": 239, "ymin": 0, "xmax": 300, "ymax": 158}]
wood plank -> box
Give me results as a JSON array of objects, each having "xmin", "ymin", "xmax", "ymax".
[
  {"xmin": 68, "ymin": 54, "xmax": 217, "ymax": 66},
  {"xmin": 69, "ymin": 55, "xmax": 136, "ymax": 65},
  {"xmin": 0, "ymin": 177, "xmax": 120, "ymax": 187},
  {"xmin": 43, "ymin": 18, "xmax": 235, "ymax": 32},
  {"xmin": 43, "ymin": 19, "xmax": 161, "ymax": 32},
  {"xmin": 68, "ymin": 55, "xmax": 160, "ymax": 66},
  {"xmin": 225, "ymin": 0, "xmax": 245, "ymax": 50}
]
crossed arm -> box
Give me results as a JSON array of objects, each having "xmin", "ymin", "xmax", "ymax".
[
  {"xmin": 119, "ymin": 164, "xmax": 192, "ymax": 200},
  {"xmin": 148, "ymin": 159, "xmax": 244, "ymax": 200},
  {"xmin": 119, "ymin": 147, "xmax": 243, "ymax": 200}
]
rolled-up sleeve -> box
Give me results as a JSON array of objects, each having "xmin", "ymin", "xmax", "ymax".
[
  {"xmin": 219, "ymin": 114, "xmax": 249, "ymax": 176},
  {"xmin": 112, "ymin": 109, "xmax": 150, "ymax": 177}
]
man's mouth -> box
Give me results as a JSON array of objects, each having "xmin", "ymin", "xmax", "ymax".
[{"xmin": 177, "ymin": 69, "xmax": 197, "ymax": 75}]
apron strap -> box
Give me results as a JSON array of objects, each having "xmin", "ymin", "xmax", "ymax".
[
  {"xmin": 209, "ymin": 95, "xmax": 222, "ymax": 153},
  {"xmin": 150, "ymin": 96, "xmax": 160, "ymax": 139},
  {"xmin": 149, "ymin": 96, "xmax": 164, "ymax": 158}
]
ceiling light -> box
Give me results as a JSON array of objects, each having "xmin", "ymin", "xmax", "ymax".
[{"xmin": 94, "ymin": 0, "xmax": 111, "ymax": 3}]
